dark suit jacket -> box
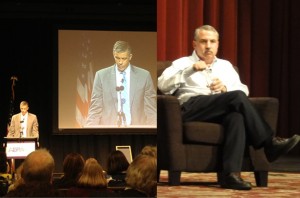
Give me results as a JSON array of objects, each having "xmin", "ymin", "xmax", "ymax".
[
  {"xmin": 85, "ymin": 65, "xmax": 157, "ymax": 126},
  {"xmin": 7, "ymin": 113, "xmax": 39, "ymax": 138}
]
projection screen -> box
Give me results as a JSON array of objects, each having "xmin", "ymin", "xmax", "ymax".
[{"xmin": 56, "ymin": 30, "xmax": 157, "ymax": 134}]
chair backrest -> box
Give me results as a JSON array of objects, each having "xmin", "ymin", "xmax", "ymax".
[
  {"xmin": 157, "ymin": 61, "xmax": 172, "ymax": 95},
  {"xmin": 157, "ymin": 61, "xmax": 172, "ymax": 77}
]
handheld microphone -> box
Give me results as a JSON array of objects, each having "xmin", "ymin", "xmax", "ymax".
[{"xmin": 116, "ymin": 86, "xmax": 124, "ymax": 91}]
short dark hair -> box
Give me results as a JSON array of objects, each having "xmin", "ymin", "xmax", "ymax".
[
  {"xmin": 63, "ymin": 152, "xmax": 85, "ymax": 180},
  {"xmin": 113, "ymin": 41, "xmax": 132, "ymax": 54},
  {"xmin": 107, "ymin": 150, "xmax": 129, "ymax": 175},
  {"xmin": 194, "ymin": 25, "xmax": 219, "ymax": 41}
]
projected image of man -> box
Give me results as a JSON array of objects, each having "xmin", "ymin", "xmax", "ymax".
[{"xmin": 85, "ymin": 41, "xmax": 156, "ymax": 127}]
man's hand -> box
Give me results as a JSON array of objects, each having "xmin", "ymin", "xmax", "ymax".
[
  {"xmin": 193, "ymin": 61, "xmax": 207, "ymax": 71},
  {"xmin": 209, "ymin": 78, "xmax": 227, "ymax": 93}
]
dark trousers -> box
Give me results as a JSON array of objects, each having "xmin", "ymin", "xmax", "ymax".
[{"xmin": 181, "ymin": 90, "xmax": 274, "ymax": 172}]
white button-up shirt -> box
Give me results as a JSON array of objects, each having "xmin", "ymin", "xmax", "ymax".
[{"xmin": 158, "ymin": 51, "xmax": 249, "ymax": 105}]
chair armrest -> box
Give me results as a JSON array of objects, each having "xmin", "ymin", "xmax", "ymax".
[
  {"xmin": 157, "ymin": 95, "xmax": 183, "ymax": 138},
  {"xmin": 248, "ymin": 97, "xmax": 278, "ymax": 173},
  {"xmin": 249, "ymin": 97, "xmax": 279, "ymax": 133},
  {"xmin": 157, "ymin": 95, "xmax": 186, "ymax": 170}
]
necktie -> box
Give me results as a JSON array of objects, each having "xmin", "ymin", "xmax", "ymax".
[{"xmin": 121, "ymin": 71, "xmax": 131, "ymax": 126}]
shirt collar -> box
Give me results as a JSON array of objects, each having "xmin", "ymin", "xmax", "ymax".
[
  {"xmin": 21, "ymin": 112, "xmax": 28, "ymax": 119},
  {"xmin": 115, "ymin": 64, "xmax": 131, "ymax": 74}
]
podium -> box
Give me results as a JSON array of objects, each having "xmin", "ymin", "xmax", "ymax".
[{"xmin": 3, "ymin": 137, "xmax": 38, "ymax": 172}]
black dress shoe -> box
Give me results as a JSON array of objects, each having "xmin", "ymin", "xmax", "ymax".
[
  {"xmin": 220, "ymin": 173, "xmax": 252, "ymax": 190},
  {"xmin": 264, "ymin": 134, "xmax": 300, "ymax": 162}
]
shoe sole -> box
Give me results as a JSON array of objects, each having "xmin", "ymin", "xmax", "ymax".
[{"xmin": 266, "ymin": 134, "xmax": 300, "ymax": 162}]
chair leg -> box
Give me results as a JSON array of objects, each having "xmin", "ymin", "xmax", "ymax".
[
  {"xmin": 254, "ymin": 171, "xmax": 268, "ymax": 187},
  {"xmin": 168, "ymin": 171, "xmax": 181, "ymax": 185}
]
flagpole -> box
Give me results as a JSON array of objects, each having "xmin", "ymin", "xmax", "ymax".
[
  {"xmin": 7, "ymin": 76, "xmax": 18, "ymax": 174},
  {"xmin": 7, "ymin": 76, "xmax": 18, "ymax": 135}
]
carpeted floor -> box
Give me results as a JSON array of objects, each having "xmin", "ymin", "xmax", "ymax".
[
  {"xmin": 158, "ymin": 155, "xmax": 300, "ymax": 197},
  {"xmin": 158, "ymin": 171, "xmax": 300, "ymax": 197},
  {"xmin": 270, "ymin": 155, "xmax": 300, "ymax": 172}
]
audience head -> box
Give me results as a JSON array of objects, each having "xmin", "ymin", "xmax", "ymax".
[
  {"xmin": 77, "ymin": 158, "xmax": 107, "ymax": 188},
  {"xmin": 107, "ymin": 150, "xmax": 129, "ymax": 175},
  {"xmin": 62, "ymin": 152, "xmax": 85, "ymax": 180},
  {"xmin": 125, "ymin": 154, "xmax": 157, "ymax": 197},
  {"xmin": 140, "ymin": 145, "xmax": 157, "ymax": 158},
  {"xmin": 21, "ymin": 148, "xmax": 55, "ymax": 184}
]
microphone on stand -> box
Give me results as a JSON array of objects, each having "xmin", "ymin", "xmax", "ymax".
[
  {"xmin": 116, "ymin": 85, "xmax": 125, "ymax": 127},
  {"xmin": 116, "ymin": 86, "xmax": 124, "ymax": 91}
]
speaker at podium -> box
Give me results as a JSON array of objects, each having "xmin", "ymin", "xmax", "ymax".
[{"xmin": 3, "ymin": 137, "xmax": 39, "ymax": 172}]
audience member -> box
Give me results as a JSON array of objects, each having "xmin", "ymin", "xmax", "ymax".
[
  {"xmin": 66, "ymin": 158, "xmax": 118, "ymax": 197},
  {"xmin": 5, "ymin": 148, "xmax": 62, "ymax": 197},
  {"xmin": 53, "ymin": 152, "xmax": 85, "ymax": 189},
  {"xmin": 140, "ymin": 145, "xmax": 157, "ymax": 158},
  {"xmin": 106, "ymin": 150, "xmax": 129, "ymax": 187},
  {"xmin": 120, "ymin": 154, "xmax": 157, "ymax": 197}
]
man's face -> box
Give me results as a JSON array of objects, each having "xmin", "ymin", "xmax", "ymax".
[
  {"xmin": 20, "ymin": 104, "xmax": 29, "ymax": 115},
  {"xmin": 193, "ymin": 30, "xmax": 219, "ymax": 64},
  {"xmin": 113, "ymin": 51, "xmax": 132, "ymax": 72}
]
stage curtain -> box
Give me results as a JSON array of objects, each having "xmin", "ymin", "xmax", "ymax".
[
  {"xmin": 157, "ymin": 0, "xmax": 238, "ymax": 67},
  {"xmin": 157, "ymin": 0, "xmax": 271, "ymax": 95}
]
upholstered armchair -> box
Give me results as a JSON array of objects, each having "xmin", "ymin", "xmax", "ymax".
[{"xmin": 157, "ymin": 61, "xmax": 279, "ymax": 187}]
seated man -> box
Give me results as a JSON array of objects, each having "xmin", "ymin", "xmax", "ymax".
[{"xmin": 158, "ymin": 25, "xmax": 300, "ymax": 190}]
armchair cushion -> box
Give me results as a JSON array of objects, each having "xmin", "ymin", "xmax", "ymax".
[
  {"xmin": 249, "ymin": 97, "xmax": 279, "ymax": 132},
  {"xmin": 183, "ymin": 122, "xmax": 224, "ymax": 144}
]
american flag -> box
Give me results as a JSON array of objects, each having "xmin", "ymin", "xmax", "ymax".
[{"xmin": 75, "ymin": 35, "xmax": 94, "ymax": 127}]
